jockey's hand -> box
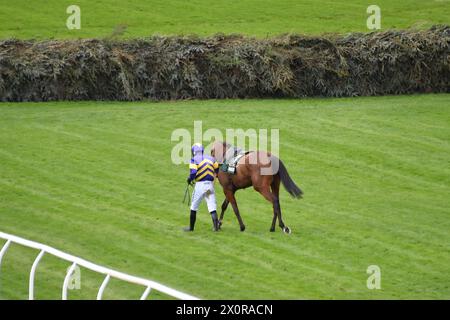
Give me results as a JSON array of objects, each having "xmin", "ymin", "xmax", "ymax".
[{"xmin": 187, "ymin": 177, "xmax": 192, "ymax": 184}]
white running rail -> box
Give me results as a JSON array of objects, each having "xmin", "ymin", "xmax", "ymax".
[{"xmin": 0, "ymin": 231, "xmax": 199, "ymax": 300}]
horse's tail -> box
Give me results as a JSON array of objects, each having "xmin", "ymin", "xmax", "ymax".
[{"xmin": 278, "ymin": 159, "xmax": 303, "ymax": 199}]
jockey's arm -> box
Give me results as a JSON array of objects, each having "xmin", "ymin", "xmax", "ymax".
[
  {"xmin": 188, "ymin": 161, "xmax": 197, "ymax": 183},
  {"xmin": 213, "ymin": 161, "xmax": 219, "ymax": 178}
]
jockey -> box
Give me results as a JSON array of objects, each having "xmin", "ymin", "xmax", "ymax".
[{"xmin": 184, "ymin": 143, "xmax": 220, "ymax": 232}]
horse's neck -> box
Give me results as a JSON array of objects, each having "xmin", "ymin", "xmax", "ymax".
[
  {"xmin": 224, "ymin": 147, "xmax": 246, "ymax": 166},
  {"xmin": 224, "ymin": 148, "xmax": 235, "ymax": 162}
]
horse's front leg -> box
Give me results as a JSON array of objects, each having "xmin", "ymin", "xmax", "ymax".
[
  {"xmin": 225, "ymin": 190, "xmax": 245, "ymax": 231},
  {"xmin": 218, "ymin": 198, "xmax": 229, "ymax": 229}
]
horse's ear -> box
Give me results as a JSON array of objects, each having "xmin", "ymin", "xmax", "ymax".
[{"xmin": 210, "ymin": 141, "xmax": 218, "ymax": 156}]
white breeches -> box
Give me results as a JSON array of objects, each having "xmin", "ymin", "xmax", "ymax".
[{"xmin": 190, "ymin": 181, "xmax": 217, "ymax": 212}]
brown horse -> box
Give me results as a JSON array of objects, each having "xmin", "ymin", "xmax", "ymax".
[{"xmin": 211, "ymin": 141, "xmax": 302, "ymax": 233}]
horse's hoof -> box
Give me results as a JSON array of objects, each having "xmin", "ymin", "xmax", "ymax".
[
  {"xmin": 240, "ymin": 225, "xmax": 246, "ymax": 232},
  {"xmin": 283, "ymin": 227, "xmax": 291, "ymax": 234},
  {"xmin": 269, "ymin": 228, "xmax": 275, "ymax": 232}
]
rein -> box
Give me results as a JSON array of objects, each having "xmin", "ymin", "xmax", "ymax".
[{"xmin": 182, "ymin": 183, "xmax": 193, "ymax": 206}]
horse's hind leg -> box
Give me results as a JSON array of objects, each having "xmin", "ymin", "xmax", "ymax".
[
  {"xmin": 268, "ymin": 190, "xmax": 277, "ymax": 232},
  {"xmin": 218, "ymin": 198, "xmax": 229, "ymax": 229},
  {"xmin": 270, "ymin": 177, "xmax": 290, "ymax": 233},
  {"xmin": 270, "ymin": 207, "xmax": 277, "ymax": 232},
  {"xmin": 269, "ymin": 179, "xmax": 279, "ymax": 232},
  {"xmin": 259, "ymin": 179, "xmax": 290, "ymax": 234},
  {"xmin": 274, "ymin": 197, "xmax": 290, "ymax": 234},
  {"xmin": 257, "ymin": 186, "xmax": 279, "ymax": 232},
  {"xmin": 225, "ymin": 190, "xmax": 245, "ymax": 231}
]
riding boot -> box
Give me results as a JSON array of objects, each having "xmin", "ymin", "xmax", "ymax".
[
  {"xmin": 210, "ymin": 210, "xmax": 219, "ymax": 231},
  {"xmin": 183, "ymin": 210, "xmax": 196, "ymax": 231}
]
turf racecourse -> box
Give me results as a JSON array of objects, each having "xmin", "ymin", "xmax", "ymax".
[
  {"xmin": 0, "ymin": 94, "xmax": 449, "ymax": 299},
  {"xmin": 0, "ymin": 0, "xmax": 448, "ymax": 39}
]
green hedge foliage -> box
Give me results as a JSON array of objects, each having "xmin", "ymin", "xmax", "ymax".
[{"xmin": 0, "ymin": 26, "xmax": 448, "ymax": 101}]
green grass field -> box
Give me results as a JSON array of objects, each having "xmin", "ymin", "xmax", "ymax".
[
  {"xmin": 0, "ymin": 0, "xmax": 449, "ymax": 39},
  {"xmin": 1, "ymin": 0, "xmax": 449, "ymax": 300},
  {"xmin": 1, "ymin": 94, "xmax": 449, "ymax": 299}
]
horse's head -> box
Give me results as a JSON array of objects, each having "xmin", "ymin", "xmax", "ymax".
[{"xmin": 211, "ymin": 141, "xmax": 230, "ymax": 164}]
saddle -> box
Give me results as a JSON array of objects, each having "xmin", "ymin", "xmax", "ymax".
[{"xmin": 220, "ymin": 147, "xmax": 250, "ymax": 175}]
